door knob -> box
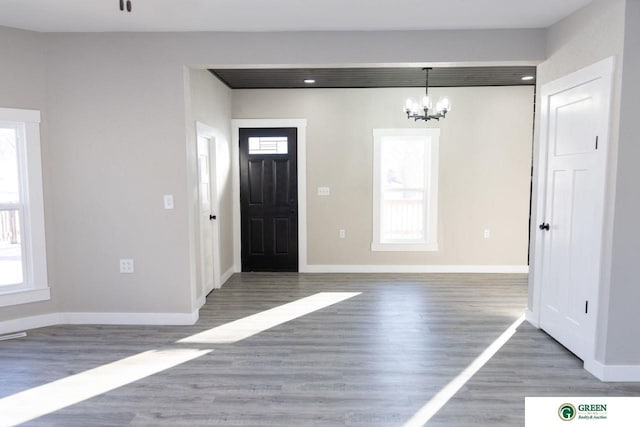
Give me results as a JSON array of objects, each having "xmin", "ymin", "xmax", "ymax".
[
  {"xmin": 209, "ymin": 215, "xmax": 217, "ymax": 220},
  {"xmin": 539, "ymin": 222, "xmax": 550, "ymax": 231}
]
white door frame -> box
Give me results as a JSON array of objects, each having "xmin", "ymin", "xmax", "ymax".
[
  {"xmin": 231, "ymin": 119, "xmax": 308, "ymax": 272},
  {"xmin": 196, "ymin": 121, "xmax": 222, "ymax": 291},
  {"xmin": 531, "ymin": 57, "xmax": 615, "ymax": 362}
]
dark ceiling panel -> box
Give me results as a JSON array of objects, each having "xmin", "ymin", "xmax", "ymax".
[{"xmin": 210, "ymin": 67, "xmax": 537, "ymax": 89}]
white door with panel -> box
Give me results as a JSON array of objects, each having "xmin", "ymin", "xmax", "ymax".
[
  {"xmin": 537, "ymin": 60, "xmax": 613, "ymax": 360},
  {"xmin": 197, "ymin": 135, "xmax": 218, "ymax": 295}
]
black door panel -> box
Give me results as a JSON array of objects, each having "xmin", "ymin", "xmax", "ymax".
[{"xmin": 240, "ymin": 128, "xmax": 298, "ymax": 272}]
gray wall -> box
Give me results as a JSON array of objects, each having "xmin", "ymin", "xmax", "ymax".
[
  {"xmin": 0, "ymin": 26, "xmax": 545, "ymax": 322},
  {"xmin": 528, "ymin": 0, "xmax": 628, "ymax": 364},
  {"xmin": 606, "ymin": 0, "xmax": 640, "ymax": 365},
  {"xmin": 0, "ymin": 27, "xmax": 58, "ymax": 321},
  {"xmin": 184, "ymin": 68, "xmax": 233, "ymax": 308},
  {"xmin": 43, "ymin": 34, "xmax": 194, "ymax": 314},
  {"xmin": 233, "ymin": 86, "xmax": 534, "ymax": 266}
]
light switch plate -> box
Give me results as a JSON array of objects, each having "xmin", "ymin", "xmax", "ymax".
[
  {"xmin": 163, "ymin": 194, "xmax": 174, "ymax": 209},
  {"xmin": 318, "ymin": 187, "xmax": 330, "ymax": 196},
  {"xmin": 484, "ymin": 229, "xmax": 491, "ymax": 239}
]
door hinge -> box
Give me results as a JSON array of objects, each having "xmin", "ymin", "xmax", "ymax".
[
  {"xmin": 585, "ymin": 300, "xmax": 589, "ymax": 314},
  {"xmin": 595, "ymin": 136, "xmax": 599, "ymax": 150}
]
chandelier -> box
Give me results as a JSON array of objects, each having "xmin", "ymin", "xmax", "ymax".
[{"xmin": 404, "ymin": 68, "xmax": 451, "ymax": 122}]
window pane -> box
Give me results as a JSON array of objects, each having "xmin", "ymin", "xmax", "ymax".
[
  {"xmin": 380, "ymin": 136, "xmax": 425, "ymax": 190},
  {"xmin": 248, "ymin": 137, "xmax": 288, "ymax": 155},
  {"xmin": 0, "ymin": 126, "xmax": 20, "ymax": 204},
  {"xmin": 0, "ymin": 209, "xmax": 23, "ymax": 286},
  {"xmin": 381, "ymin": 190, "xmax": 425, "ymax": 241}
]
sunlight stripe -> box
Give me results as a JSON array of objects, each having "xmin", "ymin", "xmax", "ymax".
[
  {"xmin": 0, "ymin": 349, "xmax": 211, "ymax": 427},
  {"xmin": 0, "ymin": 291, "xmax": 361, "ymax": 426},
  {"xmin": 403, "ymin": 314, "xmax": 526, "ymax": 427},
  {"xmin": 178, "ymin": 292, "xmax": 361, "ymax": 344}
]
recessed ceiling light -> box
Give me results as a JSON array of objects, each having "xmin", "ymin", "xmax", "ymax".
[
  {"xmin": 304, "ymin": 79, "xmax": 316, "ymax": 84},
  {"xmin": 521, "ymin": 75, "xmax": 535, "ymax": 81}
]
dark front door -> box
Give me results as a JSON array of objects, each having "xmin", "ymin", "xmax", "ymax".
[{"xmin": 239, "ymin": 128, "xmax": 298, "ymax": 272}]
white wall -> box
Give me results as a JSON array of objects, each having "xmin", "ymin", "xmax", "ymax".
[
  {"xmin": 184, "ymin": 68, "xmax": 233, "ymax": 310},
  {"xmin": 233, "ymin": 86, "xmax": 534, "ymax": 268}
]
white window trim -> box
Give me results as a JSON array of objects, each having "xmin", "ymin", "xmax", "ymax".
[
  {"xmin": 0, "ymin": 108, "xmax": 50, "ymax": 307},
  {"xmin": 371, "ymin": 128, "xmax": 439, "ymax": 252}
]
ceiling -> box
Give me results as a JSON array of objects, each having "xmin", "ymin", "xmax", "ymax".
[
  {"xmin": 211, "ymin": 67, "xmax": 537, "ymax": 89},
  {"xmin": 0, "ymin": 0, "xmax": 592, "ymax": 33}
]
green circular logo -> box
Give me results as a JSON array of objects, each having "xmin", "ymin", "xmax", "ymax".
[{"xmin": 558, "ymin": 403, "xmax": 576, "ymax": 421}]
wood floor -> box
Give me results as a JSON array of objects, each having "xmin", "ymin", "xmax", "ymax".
[{"xmin": 1, "ymin": 273, "xmax": 639, "ymax": 426}]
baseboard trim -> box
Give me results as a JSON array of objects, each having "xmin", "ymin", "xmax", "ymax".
[
  {"xmin": 0, "ymin": 310, "xmax": 199, "ymax": 335},
  {"xmin": 196, "ymin": 294, "xmax": 207, "ymax": 310},
  {"xmin": 525, "ymin": 309, "xmax": 539, "ymax": 328},
  {"xmin": 62, "ymin": 311, "xmax": 199, "ymax": 326},
  {"xmin": 584, "ymin": 359, "xmax": 640, "ymax": 382},
  {"xmin": 302, "ymin": 265, "xmax": 529, "ymax": 274},
  {"xmin": 220, "ymin": 267, "xmax": 234, "ymax": 286},
  {"xmin": 0, "ymin": 313, "xmax": 62, "ymax": 335}
]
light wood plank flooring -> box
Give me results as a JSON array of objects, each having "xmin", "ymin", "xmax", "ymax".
[{"xmin": 1, "ymin": 273, "xmax": 638, "ymax": 426}]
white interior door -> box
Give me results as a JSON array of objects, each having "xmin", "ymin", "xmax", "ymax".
[
  {"xmin": 197, "ymin": 134, "xmax": 217, "ymax": 295},
  {"xmin": 537, "ymin": 60, "xmax": 613, "ymax": 360}
]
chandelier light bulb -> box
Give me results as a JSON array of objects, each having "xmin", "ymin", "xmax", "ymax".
[
  {"xmin": 440, "ymin": 97, "xmax": 451, "ymax": 111},
  {"xmin": 422, "ymin": 95, "xmax": 432, "ymax": 110},
  {"xmin": 405, "ymin": 98, "xmax": 413, "ymax": 111}
]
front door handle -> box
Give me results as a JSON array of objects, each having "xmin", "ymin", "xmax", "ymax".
[
  {"xmin": 210, "ymin": 214, "xmax": 217, "ymax": 221},
  {"xmin": 539, "ymin": 222, "xmax": 550, "ymax": 231}
]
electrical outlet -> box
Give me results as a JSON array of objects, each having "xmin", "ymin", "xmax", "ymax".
[
  {"xmin": 339, "ymin": 229, "xmax": 346, "ymax": 239},
  {"xmin": 484, "ymin": 229, "xmax": 491, "ymax": 239},
  {"xmin": 120, "ymin": 259, "xmax": 134, "ymax": 273},
  {"xmin": 317, "ymin": 187, "xmax": 330, "ymax": 196}
]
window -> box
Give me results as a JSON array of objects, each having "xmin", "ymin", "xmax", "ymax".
[
  {"xmin": 248, "ymin": 136, "xmax": 288, "ymax": 155},
  {"xmin": 0, "ymin": 108, "xmax": 49, "ymax": 307},
  {"xmin": 372, "ymin": 128, "xmax": 439, "ymax": 251}
]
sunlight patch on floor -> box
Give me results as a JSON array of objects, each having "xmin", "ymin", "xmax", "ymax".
[
  {"xmin": 403, "ymin": 314, "xmax": 526, "ymax": 427},
  {"xmin": 0, "ymin": 292, "xmax": 361, "ymax": 426},
  {"xmin": 0, "ymin": 349, "xmax": 211, "ymax": 427},
  {"xmin": 178, "ymin": 292, "xmax": 361, "ymax": 344}
]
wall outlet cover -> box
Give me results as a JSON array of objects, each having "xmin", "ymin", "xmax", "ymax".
[
  {"xmin": 119, "ymin": 259, "xmax": 135, "ymax": 273},
  {"xmin": 317, "ymin": 187, "xmax": 330, "ymax": 196}
]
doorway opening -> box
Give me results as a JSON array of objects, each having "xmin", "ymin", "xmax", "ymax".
[
  {"xmin": 232, "ymin": 119, "xmax": 308, "ymax": 272},
  {"xmin": 239, "ymin": 127, "xmax": 299, "ymax": 272},
  {"xmin": 196, "ymin": 121, "xmax": 222, "ymax": 296},
  {"xmin": 531, "ymin": 57, "xmax": 614, "ymax": 364}
]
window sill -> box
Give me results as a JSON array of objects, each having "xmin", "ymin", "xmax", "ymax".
[
  {"xmin": 371, "ymin": 243, "xmax": 439, "ymax": 252},
  {"xmin": 0, "ymin": 287, "xmax": 51, "ymax": 308}
]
